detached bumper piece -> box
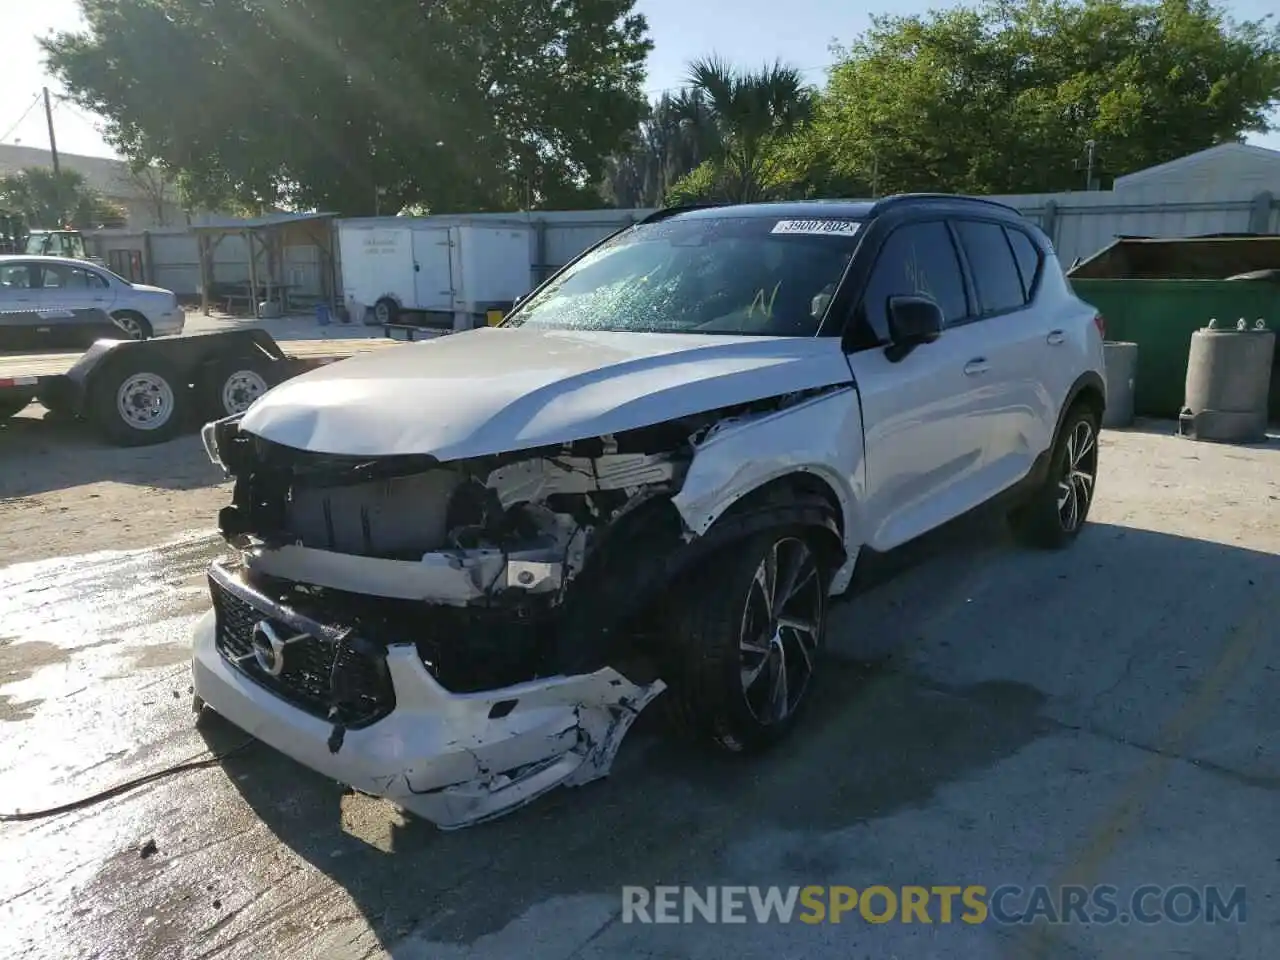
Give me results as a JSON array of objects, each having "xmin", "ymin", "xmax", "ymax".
[{"xmin": 193, "ymin": 561, "xmax": 665, "ymax": 829}]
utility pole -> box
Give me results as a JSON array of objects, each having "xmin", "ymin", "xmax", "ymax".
[
  {"xmin": 42, "ymin": 87, "xmax": 60, "ymax": 175},
  {"xmin": 1084, "ymin": 139, "xmax": 1098, "ymax": 192}
]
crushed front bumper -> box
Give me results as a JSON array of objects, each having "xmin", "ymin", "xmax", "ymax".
[{"xmin": 190, "ymin": 569, "xmax": 664, "ymax": 829}]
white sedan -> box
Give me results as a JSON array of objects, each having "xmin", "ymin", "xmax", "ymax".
[{"xmin": 0, "ymin": 254, "xmax": 185, "ymax": 339}]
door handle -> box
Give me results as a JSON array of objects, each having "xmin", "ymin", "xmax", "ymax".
[
  {"xmin": 1047, "ymin": 330, "xmax": 1066, "ymax": 345},
  {"xmin": 963, "ymin": 358, "xmax": 990, "ymax": 376}
]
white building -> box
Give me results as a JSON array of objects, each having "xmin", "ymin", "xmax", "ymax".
[
  {"xmin": 0, "ymin": 142, "xmax": 188, "ymax": 228},
  {"xmin": 1111, "ymin": 142, "xmax": 1280, "ymax": 202}
]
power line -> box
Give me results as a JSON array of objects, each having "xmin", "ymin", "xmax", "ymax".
[
  {"xmin": 0, "ymin": 92, "xmax": 43, "ymax": 144},
  {"xmin": 53, "ymin": 98, "xmax": 105, "ymax": 134}
]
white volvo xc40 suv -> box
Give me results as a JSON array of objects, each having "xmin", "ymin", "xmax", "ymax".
[{"xmin": 193, "ymin": 194, "xmax": 1107, "ymax": 829}]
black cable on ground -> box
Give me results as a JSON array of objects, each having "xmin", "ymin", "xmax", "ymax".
[{"xmin": 0, "ymin": 738, "xmax": 256, "ymax": 823}]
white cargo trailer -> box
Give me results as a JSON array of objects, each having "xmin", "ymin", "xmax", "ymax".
[{"xmin": 336, "ymin": 219, "xmax": 533, "ymax": 331}]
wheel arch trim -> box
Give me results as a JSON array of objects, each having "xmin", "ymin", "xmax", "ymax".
[{"xmin": 1055, "ymin": 370, "xmax": 1106, "ymax": 442}]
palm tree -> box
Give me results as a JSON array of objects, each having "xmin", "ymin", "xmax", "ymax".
[
  {"xmin": 602, "ymin": 94, "xmax": 718, "ymax": 208},
  {"xmin": 0, "ymin": 167, "xmax": 125, "ymax": 229},
  {"xmin": 675, "ymin": 57, "xmax": 815, "ymax": 203}
]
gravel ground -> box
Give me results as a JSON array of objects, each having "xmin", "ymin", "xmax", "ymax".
[{"xmin": 0, "ymin": 420, "xmax": 1277, "ymax": 960}]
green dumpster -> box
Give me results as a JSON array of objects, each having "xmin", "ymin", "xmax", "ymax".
[{"xmin": 1067, "ymin": 237, "xmax": 1280, "ymax": 420}]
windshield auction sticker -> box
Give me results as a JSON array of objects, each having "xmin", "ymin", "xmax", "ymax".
[{"xmin": 771, "ymin": 219, "xmax": 862, "ymax": 237}]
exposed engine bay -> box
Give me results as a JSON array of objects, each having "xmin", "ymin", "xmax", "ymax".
[
  {"xmin": 201, "ymin": 387, "xmax": 838, "ymax": 696},
  {"xmin": 193, "ymin": 362, "xmax": 856, "ymax": 828}
]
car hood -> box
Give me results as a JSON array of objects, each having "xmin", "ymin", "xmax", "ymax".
[{"xmin": 239, "ymin": 326, "xmax": 855, "ymax": 460}]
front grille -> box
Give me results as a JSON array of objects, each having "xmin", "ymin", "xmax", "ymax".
[{"xmin": 210, "ymin": 572, "xmax": 395, "ymax": 727}]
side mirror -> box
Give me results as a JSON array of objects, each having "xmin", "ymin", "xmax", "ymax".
[{"xmin": 886, "ymin": 295, "xmax": 943, "ymax": 356}]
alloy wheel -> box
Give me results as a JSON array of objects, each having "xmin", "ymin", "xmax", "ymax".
[
  {"xmin": 1057, "ymin": 418, "xmax": 1097, "ymax": 532},
  {"xmin": 738, "ymin": 537, "xmax": 824, "ymax": 725}
]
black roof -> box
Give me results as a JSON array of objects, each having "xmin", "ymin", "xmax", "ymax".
[{"xmin": 645, "ymin": 193, "xmax": 1021, "ymax": 224}]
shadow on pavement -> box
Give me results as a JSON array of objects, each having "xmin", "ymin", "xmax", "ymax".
[
  {"xmin": 196, "ymin": 513, "xmax": 1279, "ymax": 956},
  {"xmin": 0, "ymin": 422, "xmax": 224, "ymax": 496}
]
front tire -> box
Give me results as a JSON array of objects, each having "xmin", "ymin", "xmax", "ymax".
[
  {"xmin": 667, "ymin": 529, "xmax": 831, "ymax": 753},
  {"xmin": 1010, "ymin": 404, "xmax": 1100, "ymax": 549}
]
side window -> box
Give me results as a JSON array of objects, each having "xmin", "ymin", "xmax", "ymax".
[
  {"xmin": 40, "ymin": 265, "xmax": 69, "ymax": 288},
  {"xmin": 859, "ymin": 221, "xmax": 969, "ymax": 341},
  {"xmin": 67, "ymin": 267, "xmax": 107, "ymax": 290},
  {"xmin": 953, "ymin": 220, "xmax": 1025, "ymax": 315},
  {"xmin": 0, "ymin": 264, "xmax": 34, "ymax": 289},
  {"xmin": 1005, "ymin": 227, "xmax": 1043, "ymax": 300}
]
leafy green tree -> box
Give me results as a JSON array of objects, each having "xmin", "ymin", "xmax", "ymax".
[
  {"xmin": 43, "ymin": 0, "xmax": 651, "ymax": 215},
  {"xmin": 807, "ymin": 0, "xmax": 1280, "ymax": 196},
  {"xmin": 602, "ymin": 93, "xmax": 720, "ymax": 207},
  {"xmin": 0, "ymin": 167, "xmax": 124, "ymax": 229},
  {"xmin": 663, "ymin": 58, "xmax": 816, "ymax": 204}
]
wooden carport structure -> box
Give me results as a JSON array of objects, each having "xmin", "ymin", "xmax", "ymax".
[{"xmin": 193, "ymin": 212, "xmax": 338, "ymax": 317}]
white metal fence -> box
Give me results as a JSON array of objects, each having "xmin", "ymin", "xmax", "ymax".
[{"xmin": 87, "ymin": 189, "xmax": 1277, "ymax": 301}]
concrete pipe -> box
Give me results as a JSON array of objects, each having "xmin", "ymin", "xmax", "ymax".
[
  {"xmin": 1102, "ymin": 341, "xmax": 1138, "ymax": 428},
  {"xmin": 1178, "ymin": 319, "xmax": 1276, "ymax": 443}
]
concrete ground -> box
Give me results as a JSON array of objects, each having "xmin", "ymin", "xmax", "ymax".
[{"xmin": 0, "ymin": 422, "xmax": 1277, "ymax": 960}]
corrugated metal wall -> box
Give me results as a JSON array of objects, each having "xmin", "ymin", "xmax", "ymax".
[
  {"xmin": 88, "ymin": 188, "xmax": 1277, "ymax": 304},
  {"xmin": 985, "ymin": 192, "xmax": 1272, "ymax": 265},
  {"xmin": 396, "ymin": 193, "xmax": 1275, "ymax": 280},
  {"xmin": 86, "ymin": 227, "xmax": 324, "ymax": 298}
]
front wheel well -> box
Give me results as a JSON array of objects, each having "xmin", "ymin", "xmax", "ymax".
[
  {"xmin": 553, "ymin": 475, "xmax": 847, "ymax": 674},
  {"xmin": 711, "ymin": 472, "xmax": 846, "ymax": 562}
]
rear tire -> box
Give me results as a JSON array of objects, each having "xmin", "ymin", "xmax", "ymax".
[
  {"xmin": 665, "ymin": 527, "xmax": 831, "ymax": 754},
  {"xmin": 111, "ymin": 310, "xmax": 153, "ymax": 341},
  {"xmin": 200, "ymin": 355, "xmax": 286, "ymax": 419},
  {"xmin": 89, "ymin": 354, "xmax": 188, "ymax": 446},
  {"xmin": 373, "ymin": 298, "xmax": 399, "ymax": 326},
  {"xmin": 1010, "ymin": 403, "xmax": 1100, "ymax": 549}
]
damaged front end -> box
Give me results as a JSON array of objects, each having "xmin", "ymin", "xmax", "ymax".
[{"xmin": 194, "ymin": 387, "xmax": 846, "ymax": 827}]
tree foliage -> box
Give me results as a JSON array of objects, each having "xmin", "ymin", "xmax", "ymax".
[
  {"xmin": 44, "ymin": 0, "xmax": 652, "ymax": 215},
  {"xmin": 598, "ymin": 0, "xmax": 1280, "ymax": 209},
  {"xmin": 601, "ymin": 93, "xmax": 719, "ymax": 208},
  {"xmin": 663, "ymin": 58, "xmax": 815, "ymax": 204},
  {"xmin": 0, "ymin": 167, "xmax": 124, "ymax": 229},
  {"xmin": 804, "ymin": 0, "xmax": 1280, "ymax": 196}
]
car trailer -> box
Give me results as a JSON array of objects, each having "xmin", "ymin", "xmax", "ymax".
[{"xmin": 1, "ymin": 312, "xmax": 397, "ymax": 446}]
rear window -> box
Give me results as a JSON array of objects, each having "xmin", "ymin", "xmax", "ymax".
[
  {"xmin": 953, "ymin": 220, "xmax": 1026, "ymax": 315},
  {"xmin": 1005, "ymin": 228, "xmax": 1043, "ymax": 299}
]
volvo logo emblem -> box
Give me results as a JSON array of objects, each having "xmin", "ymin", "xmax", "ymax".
[{"xmin": 251, "ymin": 621, "xmax": 299, "ymax": 677}]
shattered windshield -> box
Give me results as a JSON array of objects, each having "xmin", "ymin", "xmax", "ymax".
[{"xmin": 504, "ymin": 215, "xmax": 863, "ymax": 336}]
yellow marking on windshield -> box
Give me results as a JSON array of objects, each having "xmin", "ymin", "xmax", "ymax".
[{"xmin": 749, "ymin": 281, "xmax": 782, "ymax": 318}]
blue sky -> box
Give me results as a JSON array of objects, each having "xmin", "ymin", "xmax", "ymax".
[{"xmin": 4, "ymin": 0, "xmax": 1278, "ymax": 159}]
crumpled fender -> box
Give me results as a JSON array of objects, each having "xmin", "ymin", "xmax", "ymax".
[{"xmin": 672, "ymin": 386, "xmax": 867, "ymax": 594}]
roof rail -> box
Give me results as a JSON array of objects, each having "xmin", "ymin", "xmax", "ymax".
[
  {"xmin": 871, "ymin": 193, "xmax": 1022, "ymax": 216},
  {"xmin": 638, "ymin": 203, "xmax": 724, "ymax": 224}
]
